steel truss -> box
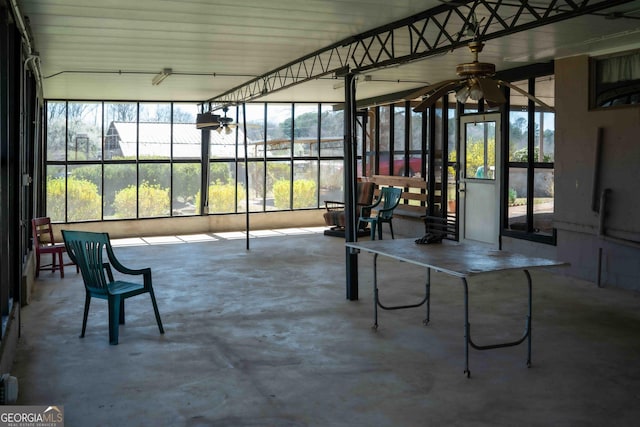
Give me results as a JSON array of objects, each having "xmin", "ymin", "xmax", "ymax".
[{"xmin": 205, "ymin": 0, "xmax": 634, "ymax": 107}]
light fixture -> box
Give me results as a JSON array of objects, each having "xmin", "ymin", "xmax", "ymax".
[
  {"xmin": 196, "ymin": 112, "xmax": 220, "ymax": 129},
  {"xmin": 468, "ymin": 80, "xmax": 484, "ymax": 101},
  {"xmin": 151, "ymin": 68, "xmax": 172, "ymax": 86}
]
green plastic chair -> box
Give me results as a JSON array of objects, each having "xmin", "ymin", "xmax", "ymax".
[
  {"xmin": 359, "ymin": 187, "xmax": 403, "ymax": 240},
  {"xmin": 62, "ymin": 230, "xmax": 164, "ymax": 345}
]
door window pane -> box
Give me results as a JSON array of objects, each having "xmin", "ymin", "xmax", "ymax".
[{"xmin": 465, "ymin": 121, "xmax": 496, "ymax": 180}]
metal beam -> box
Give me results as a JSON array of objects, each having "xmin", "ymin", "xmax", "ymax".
[{"xmin": 204, "ymin": 0, "xmax": 633, "ymax": 107}]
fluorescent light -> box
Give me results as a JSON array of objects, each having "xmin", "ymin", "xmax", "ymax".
[{"xmin": 152, "ymin": 68, "xmax": 172, "ymax": 86}]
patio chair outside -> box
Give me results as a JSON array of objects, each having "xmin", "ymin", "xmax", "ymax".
[
  {"xmin": 359, "ymin": 187, "xmax": 403, "ymax": 240},
  {"xmin": 323, "ymin": 181, "xmax": 376, "ymax": 237},
  {"xmin": 62, "ymin": 230, "xmax": 164, "ymax": 345}
]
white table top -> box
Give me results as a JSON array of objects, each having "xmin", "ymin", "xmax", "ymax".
[{"xmin": 346, "ymin": 238, "xmax": 568, "ymax": 278}]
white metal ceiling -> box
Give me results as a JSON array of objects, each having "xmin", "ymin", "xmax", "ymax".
[{"xmin": 19, "ymin": 0, "xmax": 640, "ymax": 104}]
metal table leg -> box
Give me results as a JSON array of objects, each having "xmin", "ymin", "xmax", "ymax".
[
  {"xmin": 372, "ymin": 255, "xmax": 431, "ymax": 330},
  {"xmin": 462, "ymin": 269, "xmax": 533, "ymax": 378}
]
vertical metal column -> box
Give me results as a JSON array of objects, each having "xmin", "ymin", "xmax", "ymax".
[{"xmin": 344, "ymin": 72, "xmax": 359, "ymax": 301}]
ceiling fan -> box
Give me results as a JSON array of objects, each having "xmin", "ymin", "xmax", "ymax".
[
  {"xmin": 196, "ymin": 106, "xmax": 237, "ymax": 134},
  {"xmin": 408, "ymin": 40, "xmax": 554, "ymax": 112}
]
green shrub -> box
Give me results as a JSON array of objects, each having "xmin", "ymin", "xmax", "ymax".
[
  {"xmin": 47, "ymin": 177, "xmax": 102, "ymax": 221},
  {"xmin": 508, "ymin": 188, "xmax": 517, "ymax": 205},
  {"xmin": 273, "ymin": 179, "xmax": 317, "ymax": 209},
  {"xmin": 113, "ymin": 182, "xmax": 169, "ymax": 218},
  {"xmin": 196, "ymin": 181, "xmax": 246, "ymax": 213}
]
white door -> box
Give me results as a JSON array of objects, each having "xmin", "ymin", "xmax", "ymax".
[{"xmin": 459, "ymin": 113, "xmax": 501, "ymax": 246}]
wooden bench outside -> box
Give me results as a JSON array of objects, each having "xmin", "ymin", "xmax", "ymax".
[
  {"xmin": 365, "ymin": 175, "xmax": 428, "ymax": 220},
  {"xmin": 364, "ymin": 175, "xmax": 457, "ymax": 240}
]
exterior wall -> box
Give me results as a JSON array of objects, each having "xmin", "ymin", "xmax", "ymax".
[
  {"xmin": 52, "ymin": 209, "xmax": 326, "ymax": 240},
  {"xmin": 554, "ymin": 55, "xmax": 640, "ymax": 290}
]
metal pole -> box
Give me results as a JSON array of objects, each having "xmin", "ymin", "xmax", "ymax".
[
  {"xmin": 243, "ymin": 103, "xmax": 250, "ymax": 251},
  {"xmin": 344, "ymin": 72, "xmax": 359, "ymax": 300}
]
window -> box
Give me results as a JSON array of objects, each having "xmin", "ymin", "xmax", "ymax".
[
  {"xmin": 505, "ymin": 75, "xmax": 555, "ymax": 242},
  {"xmin": 592, "ymin": 49, "xmax": 640, "ymax": 108},
  {"xmin": 45, "ymin": 101, "xmax": 342, "ymax": 222}
]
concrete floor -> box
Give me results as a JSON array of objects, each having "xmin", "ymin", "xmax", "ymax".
[{"xmin": 12, "ymin": 228, "xmax": 640, "ymax": 426}]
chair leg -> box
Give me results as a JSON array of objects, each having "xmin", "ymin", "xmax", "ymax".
[
  {"xmin": 119, "ymin": 299, "xmax": 125, "ymax": 324},
  {"xmin": 57, "ymin": 251, "xmax": 65, "ymax": 278},
  {"xmin": 378, "ymin": 221, "xmax": 383, "ymax": 240},
  {"xmin": 370, "ymin": 221, "xmax": 377, "ymax": 240},
  {"xmin": 149, "ymin": 289, "xmax": 164, "ymax": 334},
  {"xmin": 80, "ymin": 293, "xmax": 91, "ymax": 338},
  {"xmin": 35, "ymin": 252, "xmax": 41, "ymax": 277},
  {"xmin": 108, "ymin": 295, "xmax": 121, "ymax": 345},
  {"xmin": 389, "ymin": 220, "xmax": 395, "ymax": 239}
]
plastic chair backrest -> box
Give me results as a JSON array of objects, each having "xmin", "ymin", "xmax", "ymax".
[
  {"xmin": 62, "ymin": 230, "xmax": 111, "ymax": 294},
  {"xmin": 378, "ymin": 187, "xmax": 402, "ymax": 220}
]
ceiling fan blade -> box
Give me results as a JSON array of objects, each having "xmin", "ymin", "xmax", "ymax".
[
  {"xmin": 412, "ymin": 80, "xmax": 462, "ymax": 112},
  {"xmin": 498, "ymin": 80, "xmax": 555, "ymax": 111},
  {"xmin": 405, "ymin": 79, "xmax": 460, "ymax": 101},
  {"xmin": 477, "ymin": 77, "xmax": 506, "ymax": 107}
]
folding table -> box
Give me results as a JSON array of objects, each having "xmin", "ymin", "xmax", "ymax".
[{"xmin": 346, "ymin": 238, "xmax": 567, "ymax": 377}]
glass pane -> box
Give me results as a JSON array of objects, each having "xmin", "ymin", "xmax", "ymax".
[
  {"xmin": 268, "ymin": 161, "xmax": 291, "ymax": 210},
  {"xmin": 393, "ymin": 103, "xmax": 405, "ymax": 152},
  {"xmin": 236, "ymin": 163, "xmax": 248, "ymax": 213},
  {"xmin": 294, "ymin": 104, "xmax": 319, "ymax": 157},
  {"xmin": 68, "ymin": 164, "xmax": 102, "ymax": 221},
  {"xmin": 172, "ymin": 163, "xmax": 200, "ymax": 216},
  {"xmin": 139, "ymin": 103, "xmax": 171, "ymax": 159},
  {"xmin": 172, "ymin": 123, "xmax": 202, "ymax": 159},
  {"xmin": 320, "ymin": 160, "xmax": 343, "ymax": 204},
  {"xmin": 173, "ymin": 103, "xmax": 198, "ymax": 124},
  {"xmin": 465, "ymin": 121, "xmax": 496, "ymax": 180},
  {"xmin": 67, "ymin": 102, "xmax": 102, "ymax": 161},
  {"xmin": 46, "ymin": 165, "xmax": 66, "ymax": 221},
  {"xmin": 266, "ymin": 104, "xmax": 292, "ymax": 157},
  {"xmin": 320, "ymin": 104, "xmax": 344, "ymax": 156},
  {"xmin": 210, "ymin": 125, "xmax": 237, "ymax": 159},
  {"xmin": 534, "ymin": 76, "xmax": 555, "ymax": 163},
  {"xmin": 104, "ymin": 102, "xmax": 137, "ymax": 160},
  {"xmin": 139, "ymin": 164, "xmax": 170, "ymax": 218},
  {"xmin": 247, "ymin": 161, "xmax": 265, "ymax": 212},
  {"xmin": 508, "ymin": 167, "xmax": 528, "ymax": 230},
  {"xmin": 509, "ymin": 80, "xmax": 529, "ymax": 162},
  {"xmin": 293, "ymin": 160, "xmax": 318, "ymax": 208},
  {"xmin": 105, "ymin": 164, "xmax": 136, "ymax": 219},
  {"xmin": 208, "ymin": 162, "xmax": 239, "ymax": 214},
  {"xmin": 379, "ymin": 105, "xmax": 391, "ymax": 155},
  {"xmin": 46, "ymin": 101, "xmax": 67, "ymax": 161},
  {"xmin": 534, "ymin": 168, "xmax": 554, "ymax": 235},
  {"xmin": 244, "ymin": 103, "xmax": 265, "ymax": 159},
  {"xmin": 410, "ymin": 109, "xmax": 422, "ymax": 151}
]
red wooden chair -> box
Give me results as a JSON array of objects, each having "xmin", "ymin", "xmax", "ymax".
[{"xmin": 32, "ymin": 217, "xmax": 77, "ymax": 278}]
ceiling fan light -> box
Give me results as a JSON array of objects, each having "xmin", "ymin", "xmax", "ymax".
[
  {"xmin": 225, "ymin": 125, "xmax": 233, "ymax": 135},
  {"xmin": 216, "ymin": 126, "xmax": 223, "ymax": 134},
  {"xmin": 456, "ymin": 86, "xmax": 470, "ymax": 104},
  {"xmin": 469, "ymin": 82, "xmax": 484, "ymax": 101}
]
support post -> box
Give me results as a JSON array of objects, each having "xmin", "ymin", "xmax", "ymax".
[{"xmin": 344, "ymin": 72, "xmax": 359, "ymax": 300}]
